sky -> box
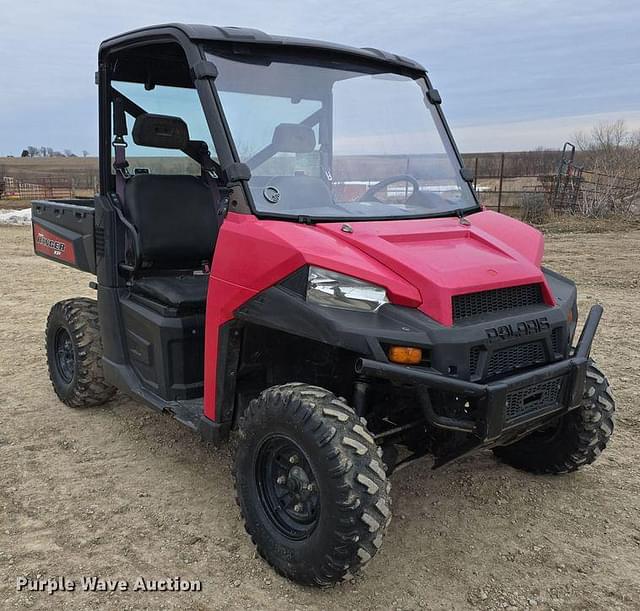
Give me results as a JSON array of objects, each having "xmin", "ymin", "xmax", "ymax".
[{"xmin": 0, "ymin": 0, "xmax": 638, "ymax": 155}]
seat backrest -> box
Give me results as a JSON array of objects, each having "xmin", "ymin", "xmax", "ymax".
[{"xmin": 124, "ymin": 174, "xmax": 218, "ymax": 269}]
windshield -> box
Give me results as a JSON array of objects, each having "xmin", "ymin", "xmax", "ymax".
[{"xmin": 206, "ymin": 48, "xmax": 478, "ymax": 220}]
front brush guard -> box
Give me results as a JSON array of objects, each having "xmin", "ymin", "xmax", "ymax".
[{"xmin": 355, "ymin": 305, "xmax": 603, "ymax": 446}]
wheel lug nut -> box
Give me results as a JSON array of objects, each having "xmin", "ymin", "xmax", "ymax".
[
  {"xmin": 289, "ymin": 455, "xmax": 299, "ymax": 464},
  {"xmin": 307, "ymin": 483, "xmax": 315, "ymax": 492},
  {"xmin": 276, "ymin": 475, "xmax": 286, "ymax": 485},
  {"xmin": 293, "ymin": 503, "xmax": 303, "ymax": 513}
]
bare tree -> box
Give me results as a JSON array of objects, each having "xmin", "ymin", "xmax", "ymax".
[{"xmin": 573, "ymin": 120, "xmax": 640, "ymax": 216}]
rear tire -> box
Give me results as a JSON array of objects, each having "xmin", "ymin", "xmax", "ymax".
[
  {"xmin": 233, "ymin": 383, "xmax": 391, "ymax": 586},
  {"xmin": 493, "ymin": 361, "xmax": 614, "ymax": 474},
  {"xmin": 46, "ymin": 298, "xmax": 116, "ymax": 408}
]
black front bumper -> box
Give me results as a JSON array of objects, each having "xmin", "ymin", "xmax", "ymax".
[{"xmin": 356, "ymin": 305, "xmax": 603, "ymax": 446}]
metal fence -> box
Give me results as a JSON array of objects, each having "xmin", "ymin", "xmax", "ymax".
[
  {"xmin": 3, "ymin": 147, "xmax": 635, "ymax": 214},
  {"xmin": 465, "ymin": 145, "xmax": 640, "ymax": 215},
  {"xmin": 1, "ymin": 176, "xmax": 73, "ymax": 200},
  {"xmin": 550, "ymin": 143, "xmax": 639, "ymax": 213},
  {"xmin": 465, "ymin": 152, "xmax": 552, "ymax": 213}
]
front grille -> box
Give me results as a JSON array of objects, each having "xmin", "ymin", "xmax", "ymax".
[
  {"xmin": 487, "ymin": 341, "xmax": 546, "ymax": 378},
  {"xmin": 505, "ymin": 377, "xmax": 563, "ymax": 421},
  {"xmin": 551, "ymin": 327, "xmax": 563, "ymax": 354},
  {"xmin": 469, "ymin": 346, "xmax": 481, "ymax": 376},
  {"xmin": 453, "ymin": 284, "xmax": 544, "ymax": 322}
]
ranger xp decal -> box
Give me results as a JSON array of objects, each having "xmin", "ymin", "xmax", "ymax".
[
  {"xmin": 36, "ymin": 234, "xmax": 66, "ymax": 253},
  {"xmin": 33, "ymin": 223, "xmax": 76, "ymax": 264}
]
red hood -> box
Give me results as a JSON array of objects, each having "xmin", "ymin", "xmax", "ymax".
[{"xmin": 317, "ymin": 210, "xmax": 553, "ymax": 326}]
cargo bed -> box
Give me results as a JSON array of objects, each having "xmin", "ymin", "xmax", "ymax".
[{"xmin": 31, "ymin": 199, "xmax": 96, "ymax": 274}]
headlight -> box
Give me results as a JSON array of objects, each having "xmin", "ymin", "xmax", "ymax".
[{"xmin": 306, "ymin": 266, "xmax": 389, "ymax": 312}]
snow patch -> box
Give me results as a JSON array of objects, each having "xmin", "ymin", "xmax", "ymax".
[{"xmin": 0, "ymin": 208, "xmax": 32, "ymax": 226}]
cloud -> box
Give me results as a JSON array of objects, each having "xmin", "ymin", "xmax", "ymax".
[{"xmin": 0, "ymin": 0, "xmax": 638, "ymax": 154}]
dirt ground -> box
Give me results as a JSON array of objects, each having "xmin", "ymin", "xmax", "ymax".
[{"xmin": 0, "ymin": 224, "xmax": 639, "ymax": 610}]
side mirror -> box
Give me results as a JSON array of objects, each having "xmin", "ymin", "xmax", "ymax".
[{"xmin": 224, "ymin": 162, "xmax": 252, "ymax": 183}]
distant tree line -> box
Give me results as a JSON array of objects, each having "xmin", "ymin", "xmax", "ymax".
[
  {"xmin": 461, "ymin": 149, "xmax": 561, "ymax": 179},
  {"xmin": 574, "ymin": 119, "xmax": 640, "ymax": 174},
  {"xmin": 20, "ymin": 146, "xmax": 90, "ymax": 158}
]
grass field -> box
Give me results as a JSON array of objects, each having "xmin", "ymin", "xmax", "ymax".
[{"xmin": 0, "ymin": 156, "xmax": 98, "ymax": 177}]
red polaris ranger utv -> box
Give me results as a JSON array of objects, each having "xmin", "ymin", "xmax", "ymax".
[{"xmin": 33, "ymin": 24, "xmax": 615, "ymax": 586}]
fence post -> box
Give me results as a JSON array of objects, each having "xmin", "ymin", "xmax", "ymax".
[{"xmin": 497, "ymin": 153, "xmax": 505, "ymax": 213}]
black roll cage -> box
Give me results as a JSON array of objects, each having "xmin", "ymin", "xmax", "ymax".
[
  {"xmin": 109, "ymin": 85, "xmax": 222, "ymax": 173},
  {"xmin": 97, "ymin": 24, "xmax": 479, "ymax": 219},
  {"xmin": 98, "ymin": 26, "xmax": 241, "ymax": 198}
]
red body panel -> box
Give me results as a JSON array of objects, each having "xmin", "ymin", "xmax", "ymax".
[
  {"xmin": 316, "ymin": 210, "xmax": 553, "ymax": 326},
  {"xmin": 203, "ymin": 210, "xmax": 553, "ymax": 421},
  {"xmin": 32, "ymin": 223, "xmax": 76, "ymax": 265}
]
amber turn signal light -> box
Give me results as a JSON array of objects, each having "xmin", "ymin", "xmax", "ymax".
[{"xmin": 388, "ymin": 346, "xmax": 422, "ymax": 365}]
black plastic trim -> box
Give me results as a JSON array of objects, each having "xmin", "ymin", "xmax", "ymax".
[
  {"xmin": 190, "ymin": 59, "xmax": 218, "ymax": 80},
  {"xmin": 355, "ymin": 304, "xmax": 602, "ymax": 442},
  {"xmin": 198, "ymin": 416, "xmax": 230, "ymax": 443},
  {"xmin": 215, "ymin": 321, "xmax": 243, "ymax": 424},
  {"xmin": 224, "ymin": 162, "xmax": 252, "ymax": 182},
  {"xmin": 460, "ymin": 167, "xmax": 475, "ymax": 183},
  {"xmin": 427, "ymin": 88, "xmax": 441, "ymax": 104},
  {"xmin": 100, "ymin": 23, "xmax": 426, "ymax": 72}
]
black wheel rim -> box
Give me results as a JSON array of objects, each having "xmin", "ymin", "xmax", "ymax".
[
  {"xmin": 255, "ymin": 435, "xmax": 321, "ymax": 540},
  {"xmin": 54, "ymin": 327, "xmax": 75, "ymax": 384}
]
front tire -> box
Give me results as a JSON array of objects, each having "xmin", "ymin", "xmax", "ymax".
[
  {"xmin": 493, "ymin": 361, "xmax": 614, "ymax": 474},
  {"xmin": 46, "ymin": 298, "xmax": 116, "ymax": 408},
  {"xmin": 234, "ymin": 383, "xmax": 391, "ymax": 586}
]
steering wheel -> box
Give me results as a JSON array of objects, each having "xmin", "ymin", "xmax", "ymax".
[{"xmin": 358, "ymin": 175, "xmax": 421, "ymax": 203}]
